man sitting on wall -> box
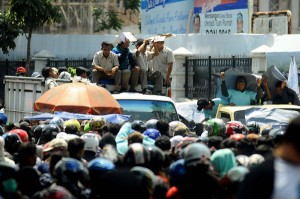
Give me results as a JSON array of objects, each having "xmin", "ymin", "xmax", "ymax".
[{"xmin": 92, "ymin": 41, "xmax": 121, "ymax": 93}]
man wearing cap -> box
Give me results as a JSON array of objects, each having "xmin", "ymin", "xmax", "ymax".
[
  {"xmin": 16, "ymin": 66, "xmax": 27, "ymax": 76},
  {"xmin": 132, "ymin": 38, "xmax": 163, "ymax": 94},
  {"xmin": 151, "ymin": 36, "xmax": 175, "ymax": 93},
  {"xmin": 92, "ymin": 41, "xmax": 121, "ymax": 93},
  {"xmin": 197, "ymin": 98, "xmax": 226, "ymax": 119},
  {"xmin": 221, "ymin": 73, "xmax": 263, "ymax": 106},
  {"xmin": 112, "ymin": 37, "xmax": 140, "ymax": 92}
]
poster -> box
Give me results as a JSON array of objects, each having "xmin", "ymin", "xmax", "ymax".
[
  {"xmin": 194, "ymin": 0, "xmax": 249, "ymax": 34},
  {"xmin": 141, "ymin": 0, "xmax": 194, "ymax": 34}
]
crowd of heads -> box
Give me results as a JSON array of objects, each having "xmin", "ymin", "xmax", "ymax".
[{"xmin": 0, "ymin": 110, "xmax": 297, "ymax": 199}]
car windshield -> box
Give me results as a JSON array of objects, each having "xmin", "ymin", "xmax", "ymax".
[{"xmin": 116, "ymin": 99, "xmax": 179, "ymax": 122}]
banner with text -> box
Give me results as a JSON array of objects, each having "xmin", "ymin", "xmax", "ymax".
[
  {"xmin": 194, "ymin": 0, "xmax": 249, "ymax": 34},
  {"xmin": 141, "ymin": 0, "xmax": 194, "ymax": 34}
]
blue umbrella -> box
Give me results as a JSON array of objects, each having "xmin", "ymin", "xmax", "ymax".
[{"xmin": 25, "ymin": 112, "xmax": 130, "ymax": 124}]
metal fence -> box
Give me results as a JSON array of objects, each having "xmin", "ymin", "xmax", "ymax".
[
  {"xmin": 184, "ymin": 56, "xmax": 252, "ymax": 99},
  {"xmin": 46, "ymin": 58, "xmax": 93, "ymax": 69},
  {"xmin": 0, "ymin": 59, "xmax": 35, "ymax": 106},
  {"xmin": 0, "ymin": 58, "xmax": 92, "ymax": 107}
]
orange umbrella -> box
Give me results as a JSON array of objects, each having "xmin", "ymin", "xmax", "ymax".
[{"xmin": 34, "ymin": 83, "xmax": 123, "ymax": 115}]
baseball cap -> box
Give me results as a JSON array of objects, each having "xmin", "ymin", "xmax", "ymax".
[
  {"xmin": 133, "ymin": 38, "xmax": 145, "ymax": 46},
  {"xmin": 43, "ymin": 138, "xmax": 67, "ymax": 152},
  {"xmin": 16, "ymin": 67, "xmax": 26, "ymax": 74},
  {"xmin": 197, "ymin": 99, "xmax": 209, "ymax": 111}
]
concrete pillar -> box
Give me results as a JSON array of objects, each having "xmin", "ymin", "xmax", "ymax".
[
  {"xmin": 32, "ymin": 50, "xmax": 56, "ymax": 74},
  {"xmin": 250, "ymin": 45, "xmax": 270, "ymax": 73},
  {"xmin": 290, "ymin": 0, "xmax": 300, "ymax": 34},
  {"xmin": 259, "ymin": 0, "xmax": 269, "ymax": 12},
  {"xmin": 171, "ymin": 47, "xmax": 194, "ymax": 102}
]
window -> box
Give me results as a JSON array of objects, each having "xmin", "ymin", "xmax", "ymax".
[
  {"xmin": 269, "ymin": 0, "xmax": 279, "ymax": 11},
  {"xmin": 116, "ymin": 99, "xmax": 179, "ymax": 122}
]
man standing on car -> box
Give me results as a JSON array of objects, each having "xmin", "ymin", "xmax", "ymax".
[
  {"xmin": 92, "ymin": 41, "xmax": 121, "ymax": 93},
  {"xmin": 151, "ymin": 35, "xmax": 175, "ymax": 95},
  {"xmin": 220, "ymin": 73, "xmax": 263, "ymax": 106},
  {"xmin": 132, "ymin": 38, "xmax": 163, "ymax": 94}
]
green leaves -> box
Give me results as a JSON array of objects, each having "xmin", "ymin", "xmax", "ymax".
[
  {"xmin": 9, "ymin": 0, "xmax": 62, "ymax": 31},
  {"xmin": 0, "ymin": 11, "xmax": 20, "ymax": 54},
  {"xmin": 93, "ymin": 7, "xmax": 123, "ymax": 32},
  {"xmin": 7, "ymin": 0, "xmax": 62, "ymax": 64}
]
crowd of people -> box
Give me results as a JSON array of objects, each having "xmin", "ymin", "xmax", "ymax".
[{"xmin": 0, "ymin": 108, "xmax": 299, "ymax": 199}]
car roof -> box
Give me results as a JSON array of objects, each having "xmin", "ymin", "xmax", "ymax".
[
  {"xmin": 112, "ymin": 92, "xmax": 176, "ymax": 102},
  {"xmin": 218, "ymin": 104, "xmax": 300, "ymax": 113}
]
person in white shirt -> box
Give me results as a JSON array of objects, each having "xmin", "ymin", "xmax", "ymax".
[
  {"xmin": 92, "ymin": 41, "xmax": 121, "ymax": 93},
  {"xmin": 132, "ymin": 38, "xmax": 163, "ymax": 94},
  {"xmin": 151, "ymin": 36, "xmax": 175, "ymax": 89}
]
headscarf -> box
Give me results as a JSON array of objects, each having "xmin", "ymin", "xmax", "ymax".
[{"xmin": 210, "ymin": 148, "xmax": 237, "ymax": 177}]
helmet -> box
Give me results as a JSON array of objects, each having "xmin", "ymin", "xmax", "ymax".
[
  {"xmin": 88, "ymin": 157, "xmax": 115, "ymax": 172},
  {"xmin": 0, "ymin": 112, "xmax": 7, "ymax": 125},
  {"xmin": 33, "ymin": 124, "xmax": 46, "ymax": 143},
  {"xmin": 81, "ymin": 133, "xmax": 99, "ymax": 152},
  {"xmin": 261, "ymin": 126, "xmax": 273, "ymax": 136},
  {"xmin": 10, "ymin": 129, "xmax": 29, "ymax": 142},
  {"xmin": 147, "ymin": 146, "xmax": 165, "ymax": 174},
  {"xmin": 168, "ymin": 159, "xmax": 185, "ymax": 186},
  {"xmin": 130, "ymin": 166, "xmax": 155, "ymax": 196},
  {"xmin": 143, "ymin": 128, "xmax": 161, "ymax": 140},
  {"xmin": 236, "ymin": 76, "xmax": 247, "ymax": 84},
  {"xmin": 54, "ymin": 157, "xmax": 89, "ymax": 187},
  {"xmin": 89, "ymin": 116, "xmax": 106, "ymax": 131},
  {"xmin": 39, "ymin": 124, "xmax": 60, "ymax": 145},
  {"xmin": 169, "ymin": 121, "xmax": 186, "ymax": 137},
  {"xmin": 64, "ymin": 119, "xmax": 81, "ymax": 131},
  {"xmin": 269, "ymin": 128, "xmax": 285, "ymax": 144},
  {"xmin": 123, "ymin": 143, "xmax": 150, "ymax": 168},
  {"xmin": 246, "ymin": 121, "xmax": 260, "ymax": 134},
  {"xmin": 50, "ymin": 117, "xmax": 64, "ymax": 131},
  {"xmin": 204, "ymin": 118, "xmax": 226, "ymax": 136},
  {"xmin": 145, "ymin": 119, "xmax": 158, "ymax": 129},
  {"xmin": 2, "ymin": 132, "xmax": 22, "ymax": 154},
  {"xmin": 226, "ymin": 121, "xmax": 248, "ymax": 136},
  {"xmin": 131, "ymin": 120, "xmax": 146, "ymax": 133},
  {"xmin": 230, "ymin": 133, "xmax": 245, "ymax": 141},
  {"xmin": 183, "ymin": 143, "xmax": 211, "ymax": 166}
]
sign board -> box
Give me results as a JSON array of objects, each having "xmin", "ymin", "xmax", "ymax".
[
  {"xmin": 141, "ymin": 0, "xmax": 194, "ymax": 34},
  {"xmin": 194, "ymin": 0, "xmax": 249, "ymax": 34},
  {"xmin": 251, "ymin": 10, "xmax": 292, "ymax": 35}
]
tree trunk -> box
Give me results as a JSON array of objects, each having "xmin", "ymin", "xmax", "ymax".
[{"xmin": 26, "ymin": 29, "xmax": 32, "ymax": 72}]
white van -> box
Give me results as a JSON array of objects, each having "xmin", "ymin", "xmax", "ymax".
[{"xmin": 112, "ymin": 93, "xmax": 180, "ymax": 122}]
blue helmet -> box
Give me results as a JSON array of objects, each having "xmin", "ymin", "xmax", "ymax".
[
  {"xmin": 88, "ymin": 158, "xmax": 115, "ymax": 172},
  {"xmin": 169, "ymin": 159, "xmax": 185, "ymax": 186},
  {"xmin": 143, "ymin": 128, "xmax": 161, "ymax": 140}
]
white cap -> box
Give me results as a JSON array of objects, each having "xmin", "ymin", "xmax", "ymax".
[
  {"xmin": 153, "ymin": 35, "xmax": 166, "ymax": 42},
  {"xmin": 81, "ymin": 133, "xmax": 99, "ymax": 152},
  {"xmin": 115, "ymin": 32, "xmax": 137, "ymax": 44}
]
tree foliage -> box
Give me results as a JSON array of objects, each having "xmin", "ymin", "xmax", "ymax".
[
  {"xmin": 124, "ymin": 0, "xmax": 140, "ymax": 20},
  {"xmin": 0, "ymin": 11, "xmax": 20, "ymax": 55},
  {"xmin": 8, "ymin": 0, "xmax": 62, "ymax": 66},
  {"xmin": 93, "ymin": 7, "xmax": 123, "ymax": 32}
]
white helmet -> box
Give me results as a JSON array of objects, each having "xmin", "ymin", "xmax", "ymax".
[{"xmin": 81, "ymin": 133, "xmax": 100, "ymax": 153}]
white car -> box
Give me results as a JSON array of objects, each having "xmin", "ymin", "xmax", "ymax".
[{"xmin": 112, "ymin": 93, "xmax": 180, "ymax": 122}]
